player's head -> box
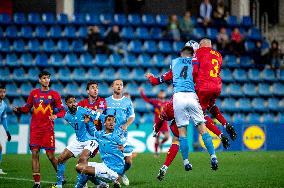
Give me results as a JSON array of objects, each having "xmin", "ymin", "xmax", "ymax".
[
  {"xmin": 65, "ymin": 95, "xmax": 77, "ymax": 112},
  {"xmin": 104, "ymin": 115, "xmax": 116, "ymax": 131},
  {"xmin": 86, "ymin": 81, "xmax": 99, "ymax": 99},
  {"xmin": 157, "ymin": 89, "xmax": 166, "ymax": 100},
  {"xmin": 180, "ymin": 46, "xmax": 194, "ymax": 57},
  {"xmin": 199, "ymin": 38, "xmax": 212, "ymax": 48},
  {"xmin": 38, "ymin": 70, "xmax": 51, "ymax": 88},
  {"xmin": 112, "ymin": 79, "xmax": 124, "ymax": 95},
  {"xmin": 124, "ymin": 92, "xmax": 131, "ymax": 98},
  {"xmin": 0, "ymin": 82, "xmax": 6, "ymax": 101}
]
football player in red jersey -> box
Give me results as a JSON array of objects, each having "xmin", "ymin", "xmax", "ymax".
[
  {"xmin": 139, "ymin": 87, "xmax": 169, "ymax": 157},
  {"xmin": 13, "ymin": 71, "xmax": 65, "ymax": 188},
  {"xmin": 193, "ymin": 38, "xmax": 237, "ymax": 143}
]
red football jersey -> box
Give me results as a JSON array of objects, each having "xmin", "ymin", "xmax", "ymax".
[
  {"xmin": 193, "ymin": 47, "xmax": 223, "ymax": 92},
  {"xmin": 140, "ymin": 91, "xmax": 169, "ymax": 132},
  {"xmin": 20, "ymin": 88, "xmax": 65, "ymax": 132}
]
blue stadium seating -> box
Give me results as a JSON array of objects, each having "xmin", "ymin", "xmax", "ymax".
[
  {"xmin": 262, "ymin": 68, "xmax": 277, "ymax": 82},
  {"xmin": 227, "ymin": 84, "xmax": 243, "ymax": 97},
  {"xmin": 126, "ymin": 82, "xmax": 139, "ymax": 96},
  {"xmin": 232, "ymin": 113, "xmax": 246, "ymax": 124},
  {"xmin": 20, "ymin": 26, "xmax": 33, "ymax": 38},
  {"xmin": 233, "ymin": 69, "xmax": 247, "ymax": 82},
  {"xmin": 73, "ymin": 68, "xmax": 87, "ymax": 82},
  {"xmin": 0, "ymin": 39, "xmax": 10, "ymax": 52},
  {"xmin": 88, "ymin": 67, "xmax": 102, "ymax": 81},
  {"xmin": 258, "ymin": 83, "xmax": 271, "ymax": 97},
  {"xmin": 57, "ymin": 67, "xmax": 72, "ymax": 82},
  {"xmin": 243, "ymin": 83, "xmax": 257, "ymax": 97},
  {"xmin": 252, "ymin": 98, "xmax": 267, "ymax": 112},
  {"xmin": 246, "ymin": 113, "xmax": 261, "ymax": 123},
  {"xmin": 28, "ymin": 39, "xmax": 41, "ymax": 52},
  {"xmin": 192, "ymin": 28, "xmax": 205, "ymax": 40},
  {"xmin": 156, "ymin": 14, "xmax": 168, "ymax": 26},
  {"xmin": 116, "ymin": 67, "xmax": 131, "ymax": 81},
  {"xmin": 78, "ymin": 26, "xmax": 88, "ymax": 38},
  {"xmin": 6, "ymin": 53, "xmax": 18, "ymax": 67},
  {"xmin": 223, "ymin": 55, "xmax": 238, "ymax": 68},
  {"xmin": 27, "ymin": 67, "xmax": 40, "ymax": 81},
  {"xmin": 222, "ymin": 98, "xmax": 237, "ymax": 112},
  {"xmin": 14, "ymin": 13, "xmax": 26, "ymax": 25},
  {"xmin": 267, "ymin": 98, "xmax": 280, "ymax": 112},
  {"xmin": 248, "ymin": 69, "xmax": 261, "ymax": 82},
  {"xmin": 134, "ymin": 98, "xmax": 147, "ymax": 113},
  {"xmin": 142, "ymin": 14, "xmax": 155, "ymax": 26},
  {"xmin": 128, "ymin": 14, "xmax": 142, "ymax": 26},
  {"xmin": 0, "ymin": 27, "xmax": 3, "ymax": 38},
  {"xmin": 6, "ymin": 83, "xmax": 19, "ymax": 97},
  {"xmin": 206, "ymin": 28, "xmax": 218, "ymax": 40},
  {"xmin": 50, "ymin": 25, "xmax": 62, "ymax": 38},
  {"xmin": 238, "ymin": 98, "xmax": 252, "ymax": 112},
  {"xmin": 114, "ymin": 14, "xmax": 127, "ymax": 26},
  {"xmin": 57, "ymin": 39, "xmax": 70, "ymax": 53},
  {"xmin": 221, "ymin": 69, "xmax": 233, "ymax": 83},
  {"xmin": 20, "ymin": 53, "xmax": 33, "ymax": 67},
  {"xmin": 138, "ymin": 54, "xmax": 152, "ymax": 67},
  {"xmin": 72, "ymin": 13, "xmax": 86, "ymax": 25},
  {"xmin": 13, "ymin": 68, "xmax": 26, "ymax": 82},
  {"xmin": 43, "ymin": 39, "xmax": 56, "ymax": 52},
  {"xmin": 101, "ymin": 68, "xmax": 116, "ymax": 81},
  {"xmin": 144, "ymin": 40, "xmax": 157, "ymax": 54},
  {"xmin": 66, "ymin": 53, "xmax": 78, "ymax": 67},
  {"xmin": 95, "ymin": 54, "xmax": 109, "ymax": 67},
  {"xmin": 28, "ymin": 13, "xmax": 41, "ymax": 25},
  {"xmin": 244, "ymin": 41, "xmax": 255, "ymax": 52},
  {"xmin": 144, "ymin": 113, "xmax": 154, "ymax": 123},
  {"xmin": 19, "ymin": 114, "xmax": 31, "ymax": 124},
  {"xmin": 150, "ymin": 27, "xmax": 163, "ymax": 40},
  {"xmin": 42, "ymin": 13, "xmax": 55, "ymax": 25},
  {"xmin": 35, "ymin": 25, "xmax": 47, "ymax": 38},
  {"xmin": 158, "ymin": 41, "xmax": 172, "ymax": 53},
  {"xmin": 6, "ymin": 25, "xmax": 18, "ymax": 38},
  {"xmin": 272, "ymin": 83, "xmax": 284, "ymax": 96},
  {"xmin": 35, "ymin": 53, "xmax": 48, "ymax": 67},
  {"xmin": 0, "ymin": 67, "xmax": 11, "ymax": 82},
  {"xmin": 226, "ymin": 15, "xmax": 238, "ymax": 27},
  {"xmin": 57, "ymin": 13, "xmax": 69, "ymax": 25},
  {"xmin": 0, "ymin": 13, "xmax": 10, "ymax": 25},
  {"xmin": 132, "ymin": 68, "xmax": 145, "ymax": 81},
  {"xmin": 173, "ymin": 41, "xmax": 184, "ymax": 53},
  {"xmin": 248, "ymin": 28, "xmax": 262, "ymax": 40},
  {"xmin": 99, "ymin": 82, "xmax": 111, "ymax": 97},
  {"xmin": 86, "ymin": 14, "xmax": 101, "ymax": 25},
  {"xmin": 262, "ymin": 113, "xmax": 276, "ymax": 124},
  {"xmin": 64, "ymin": 26, "xmax": 76, "ymax": 38},
  {"xmin": 50, "ymin": 53, "xmax": 64, "ymax": 67},
  {"xmin": 241, "ymin": 16, "xmax": 253, "ymax": 28},
  {"xmin": 20, "ymin": 82, "xmax": 33, "ymax": 97},
  {"xmin": 240, "ymin": 56, "xmax": 253, "ymax": 68},
  {"xmin": 72, "ymin": 39, "xmax": 84, "ymax": 53},
  {"xmin": 129, "ymin": 40, "xmax": 143, "ymax": 53},
  {"xmin": 277, "ymin": 113, "xmax": 284, "ymax": 124},
  {"xmin": 80, "ymin": 53, "xmax": 93, "ymax": 67},
  {"xmin": 220, "ymin": 84, "xmax": 228, "ymax": 97},
  {"xmin": 279, "ymin": 69, "xmax": 284, "ymax": 82},
  {"xmin": 109, "ymin": 53, "xmax": 123, "ymax": 67},
  {"xmin": 152, "ymin": 54, "xmax": 165, "ymax": 67},
  {"xmin": 65, "ymin": 83, "xmax": 81, "ymax": 96},
  {"xmin": 147, "ymin": 67, "xmax": 160, "ymax": 76},
  {"xmin": 100, "ymin": 13, "xmax": 113, "ymax": 25},
  {"xmin": 121, "ymin": 26, "xmax": 135, "ymax": 39},
  {"xmin": 46, "ymin": 67, "xmax": 56, "ymax": 76},
  {"xmin": 136, "ymin": 27, "xmax": 150, "ymax": 40}
]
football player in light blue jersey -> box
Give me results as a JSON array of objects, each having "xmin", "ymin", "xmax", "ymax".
[
  {"xmin": 55, "ymin": 95, "xmax": 101, "ymax": 188},
  {"xmin": 105, "ymin": 79, "xmax": 135, "ymax": 186},
  {"xmin": 0, "ymin": 83, "xmax": 11, "ymax": 175},
  {"xmin": 76, "ymin": 115, "xmax": 133, "ymax": 188}
]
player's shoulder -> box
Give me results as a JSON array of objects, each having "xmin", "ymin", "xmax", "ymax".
[
  {"xmin": 78, "ymin": 98, "xmax": 87, "ymax": 105},
  {"xmin": 105, "ymin": 96, "xmax": 112, "ymax": 101},
  {"xmin": 49, "ymin": 89, "xmax": 61, "ymax": 97},
  {"xmin": 30, "ymin": 88, "xmax": 40, "ymax": 94},
  {"xmin": 97, "ymin": 96, "xmax": 106, "ymax": 102}
]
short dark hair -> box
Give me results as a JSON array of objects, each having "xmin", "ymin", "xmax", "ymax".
[
  {"xmin": 0, "ymin": 82, "xmax": 6, "ymax": 89},
  {"xmin": 38, "ymin": 70, "xmax": 51, "ymax": 78},
  {"xmin": 65, "ymin": 95, "xmax": 76, "ymax": 103},
  {"xmin": 180, "ymin": 46, "xmax": 194, "ymax": 56},
  {"xmin": 104, "ymin": 114, "xmax": 116, "ymax": 122},
  {"xmin": 159, "ymin": 89, "xmax": 165, "ymax": 92},
  {"xmin": 86, "ymin": 81, "xmax": 98, "ymax": 90}
]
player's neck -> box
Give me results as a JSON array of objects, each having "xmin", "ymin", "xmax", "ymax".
[
  {"xmin": 41, "ymin": 86, "xmax": 49, "ymax": 91},
  {"xmin": 89, "ymin": 96, "xmax": 97, "ymax": 103},
  {"xmin": 113, "ymin": 93, "xmax": 123, "ymax": 99},
  {"xmin": 105, "ymin": 129, "xmax": 114, "ymax": 134}
]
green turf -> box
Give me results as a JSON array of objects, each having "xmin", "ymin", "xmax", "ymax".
[{"xmin": 0, "ymin": 151, "xmax": 284, "ymax": 188}]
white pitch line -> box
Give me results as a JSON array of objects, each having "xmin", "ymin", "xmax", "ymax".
[{"xmin": 0, "ymin": 176, "xmax": 55, "ymax": 184}]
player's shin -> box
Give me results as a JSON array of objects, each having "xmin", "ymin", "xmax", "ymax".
[
  {"xmin": 164, "ymin": 142, "xmax": 179, "ymax": 167},
  {"xmin": 75, "ymin": 173, "xmax": 89, "ymax": 188},
  {"xmin": 204, "ymin": 116, "xmax": 222, "ymax": 137},
  {"xmin": 209, "ymin": 105, "xmax": 227, "ymax": 126},
  {"xmin": 56, "ymin": 163, "xmax": 66, "ymax": 186},
  {"xmin": 201, "ymin": 132, "xmax": 216, "ymax": 157},
  {"xmin": 178, "ymin": 136, "xmax": 189, "ymax": 165}
]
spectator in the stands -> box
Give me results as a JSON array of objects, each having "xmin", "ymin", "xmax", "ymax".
[
  {"xmin": 179, "ymin": 11, "xmax": 194, "ymax": 40},
  {"xmin": 231, "ymin": 27, "xmax": 244, "ymax": 56},
  {"xmin": 105, "ymin": 25, "xmax": 127, "ymax": 55},
  {"xmin": 213, "ymin": 0, "xmax": 228, "ymax": 25},
  {"xmin": 268, "ymin": 40, "xmax": 282, "ymax": 69},
  {"xmin": 87, "ymin": 26, "xmax": 108, "ymax": 55},
  {"xmin": 252, "ymin": 40, "xmax": 265, "ymax": 69},
  {"xmin": 199, "ymin": 0, "xmax": 213, "ymax": 27},
  {"xmin": 167, "ymin": 14, "xmax": 180, "ymax": 41},
  {"xmin": 217, "ymin": 27, "xmax": 229, "ymax": 53}
]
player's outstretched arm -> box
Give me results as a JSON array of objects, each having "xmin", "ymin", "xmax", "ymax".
[
  {"xmin": 145, "ymin": 70, "xmax": 173, "ymax": 86},
  {"xmin": 139, "ymin": 87, "xmax": 152, "ymax": 103},
  {"xmin": 53, "ymin": 93, "xmax": 66, "ymax": 118}
]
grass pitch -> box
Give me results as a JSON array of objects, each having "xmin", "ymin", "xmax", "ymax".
[{"xmin": 0, "ymin": 151, "xmax": 284, "ymax": 188}]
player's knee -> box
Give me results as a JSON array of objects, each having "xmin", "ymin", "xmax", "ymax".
[
  {"xmin": 125, "ymin": 156, "xmax": 132, "ymax": 164},
  {"xmin": 78, "ymin": 155, "xmax": 88, "ymax": 164},
  {"xmin": 76, "ymin": 163, "xmax": 85, "ymax": 173}
]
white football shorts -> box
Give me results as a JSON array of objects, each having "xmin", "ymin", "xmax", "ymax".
[{"xmin": 66, "ymin": 139, "xmax": 98, "ymax": 157}]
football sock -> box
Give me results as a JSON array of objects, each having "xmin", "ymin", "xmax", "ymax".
[
  {"xmin": 75, "ymin": 173, "xmax": 88, "ymax": 188},
  {"xmin": 0, "ymin": 150, "xmax": 2, "ymax": 164},
  {"xmin": 161, "ymin": 137, "xmax": 168, "ymax": 145},
  {"xmin": 202, "ymin": 133, "xmax": 215, "ymax": 156},
  {"xmin": 204, "ymin": 116, "xmax": 222, "ymax": 136},
  {"xmin": 124, "ymin": 162, "xmax": 131, "ymax": 173},
  {"xmin": 56, "ymin": 163, "xmax": 65, "ymax": 186},
  {"xmin": 209, "ymin": 105, "xmax": 227, "ymax": 126},
  {"xmin": 179, "ymin": 136, "xmax": 189, "ymax": 161},
  {"xmin": 154, "ymin": 142, "xmax": 159, "ymax": 153},
  {"xmin": 164, "ymin": 143, "xmax": 179, "ymax": 167},
  {"xmin": 33, "ymin": 173, "xmax": 40, "ymax": 184}
]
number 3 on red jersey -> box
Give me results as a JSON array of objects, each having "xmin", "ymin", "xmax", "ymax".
[{"xmin": 210, "ymin": 58, "xmax": 219, "ymax": 78}]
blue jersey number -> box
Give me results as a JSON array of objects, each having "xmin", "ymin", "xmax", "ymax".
[{"xmin": 180, "ymin": 66, "xmax": 188, "ymax": 79}]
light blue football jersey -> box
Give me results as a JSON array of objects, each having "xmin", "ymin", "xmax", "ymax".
[
  {"xmin": 64, "ymin": 106, "xmax": 100, "ymax": 142},
  {"xmin": 105, "ymin": 96, "xmax": 135, "ymax": 127},
  {"xmin": 95, "ymin": 127, "xmax": 131, "ymax": 175},
  {"xmin": 0, "ymin": 100, "xmax": 8, "ymax": 132},
  {"xmin": 171, "ymin": 57, "xmax": 195, "ymax": 93}
]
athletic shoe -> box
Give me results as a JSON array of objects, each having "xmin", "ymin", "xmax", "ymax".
[
  {"xmin": 152, "ymin": 126, "xmax": 158, "ymax": 137},
  {"xmin": 184, "ymin": 163, "xmax": 193, "ymax": 171},
  {"xmin": 211, "ymin": 157, "xmax": 218, "ymax": 170},
  {"xmin": 157, "ymin": 166, "xmax": 167, "ymax": 181},
  {"xmin": 221, "ymin": 134, "xmax": 230, "ymax": 149},
  {"xmin": 0, "ymin": 169, "xmax": 7, "ymax": 175},
  {"xmin": 32, "ymin": 184, "xmax": 41, "ymax": 188},
  {"xmin": 121, "ymin": 174, "xmax": 129, "ymax": 186},
  {"xmin": 225, "ymin": 123, "xmax": 237, "ymax": 141},
  {"xmin": 113, "ymin": 181, "xmax": 121, "ymax": 188},
  {"xmin": 97, "ymin": 182, "xmax": 109, "ymax": 188}
]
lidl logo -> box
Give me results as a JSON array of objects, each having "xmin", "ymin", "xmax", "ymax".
[
  {"xmin": 199, "ymin": 129, "xmax": 221, "ymax": 149},
  {"xmin": 243, "ymin": 125, "xmax": 265, "ymax": 150}
]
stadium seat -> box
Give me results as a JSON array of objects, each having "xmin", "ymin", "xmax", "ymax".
[
  {"xmin": 272, "ymin": 83, "xmax": 284, "ymax": 96},
  {"xmin": 156, "ymin": 14, "xmax": 168, "ymax": 26},
  {"xmin": 227, "ymin": 84, "xmax": 243, "ymax": 97},
  {"xmin": 0, "ymin": 13, "xmax": 10, "ymax": 25},
  {"xmin": 136, "ymin": 27, "xmax": 150, "ymax": 40},
  {"xmin": 14, "ymin": 13, "xmax": 26, "ymax": 25},
  {"xmin": 87, "ymin": 67, "xmax": 102, "ymax": 81},
  {"xmin": 240, "ymin": 56, "xmax": 253, "ymax": 68},
  {"xmin": 222, "ymin": 98, "xmax": 237, "ymax": 112},
  {"xmin": 243, "ymin": 83, "xmax": 257, "ymax": 97},
  {"xmin": 267, "ymin": 98, "xmax": 280, "ymax": 112},
  {"xmin": 80, "ymin": 53, "xmax": 94, "ymax": 67},
  {"xmin": 220, "ymin": 69, "xmax": 233, "ymax": 83},
  {"xmin": 0, "ymin": 27, "xmax": 3, "ymax": 38},
  {"xmin": 262, "ymin": 68, "xmax": 277, "ymax": 82},
  {"xmin": 6, "ymin": 83, "xmax": 19, "ymax": 97},
  {"xmin": 20, "ymin": 53, "xmax": 33, "ymax": 67},
  {"xmin": 27, "ymin": 67, "xmax": 40, "ymax": 81},
  {"xmin": 35, "ymin": 25, "xmax": 47, "ymax": 38},
  {"xmin": 232, "ymin": 69, "xmax": 247, "ymax": 82},
  {"xmin": 73, "ymin": 68, "xmax": 87, "ymax": 82},
  {"xmin": 78, "ymin": 26, "xmax": 88, "ymax": 38},
  {"xmin": 20, "ymin": 26, "xmax": 33, "ymax": 39},
  {"xmin": 142, "ymin": 14, "xmax": 155, "ymax": 26},
  {"xmin": 45, "ymin": 67, "xmax": 56, "ymax": 77},
  {"xmin": 121, "ymin": 26, "xmax": 135, "ymax": 39},
  {"xmin": 128, "ymin": 40, "xmax": 143, "ymax": 53},
  {"xmin": 6, "ymin": 26, "xmax": 18, "ymax": 39},
  {"xmin": 65, "ymin": 83, "xmax": 81, "ymax": 96},
  {"xmin": 244, "ymin": 41, "xmax": 255, "ymax": 52},
  {"xmin": 28, "ymin": 39, "xmax": 41, "ymax": 52},
  {"xmin": 64, "ymin": 26, "xmax": 76, "ymax": 38},
  {"xmin": 101, "ymin": 68, "xmax": 116, "ymax": 81},
  {"xmin": 232, "ymin": 113, "xmax": 246, "ymax": 124},
  {"xmin": 125, "ymin": 82, "xmax": 139, "ymax": 96},
  {"xmin": 164, "ymin": 54, "xmax": 177, "ymax": 67},
  {"xmin": 277, "ymin": 113, "xmax": 284, "ymax": 124},
  {"xmin": 50, "ymin": 53, "xmax": 64, "ymax": 67},
  {"xmin": 100, "ymin": 13, "xmax": 113, "ymax": 25},
  {"xmin": 19, "ymin": 114, "xmax": 31, "ymax": 124},
  {"xmin": 248, "ymin": 28, "xmax": 262, "ymax": 40},
  {"xmin": 150, "ymin": 27, "xmax": 163, "ymax": 40},
  {"xmin": 71, "ymin": 39, "xmax": 84, "ymax": 53},
  {"xmin": 241, "ymin": 16, "xmax": 253, "ymax": 27},
  {"xmin": 132, "ymin": 68, "xmax": 146, "ymax": 81},
  {"xmin": 109, "ymin": 53, "xmax": 123, "ymax": 67},
  {"xmin": 223, "ymin": 55, "xmax": 238, "ymax": 68},
  {"xmin": 158, "ymin": 41, "xmax": 172, "ymax": 53},
  {"xmin": 262, "ymin": 113, "xmax": 276, "ymax": 124},
  {"xmin": 50, "ymin": 25, "xmax": 62, "ymax": 38},
  {"xmin": 57, "ymin": 13, "xmax": 68, "ymax": 25},
  {"xmin": 144, "ymin": 113, "xmax": 154, "ymax": 123},
  {"xmin": 152, "ymin": 54, "xmax": 165, "ymax": 67},
  {"xmin": 252, "ymin": 98, "xmax": 267, "ymax": 112},
  {"xmin": 116, "ymin": 67, "xmax": 131, "ymax": 81},
  {"xmin": 128, "ymin": 14, "xmax": 142, "ymax": 26},
  {"xmin": 248, "ymin": 69, "xmax": 261, "ymax": 82},
  {"xmin": 226, "ymin": 15, "xmax": 238, "ymax": 27},
  {"xmin": 0, "ymin": 39, "xmax": 10, "ymax": 52},
  {"xmin": 138, "ymin": 54, "xmax": 152, "ymax": 67},
  {"xmin": 206, "ymin": 28, "xmax": 218, "ymax": 40},
  {"xmin": 86, "ymin": 14, "xmax": 101, "ymax": 25},
  {"xmin": 43, "ymin": 39, "xmax": 56, "ymax": 52},
  {"xmin": 6, "ymin": 53, "xmax": 18, "ymax": 67},
  {"xmin": 42, "ymin": 12, "xmax": 55, "ymax": 25},
  {"xmin": 20, "ymin": 82, "xmax": 33, "ymax": 97},
  {"xmin": 98, "ymin": 82, "xmax": 110, "ymax": 97},
  {"xmin": 72, "ymin": 13, "xmax": 86, "ymax": 25},
  {"xmin": 219, "ymin": 84, "xmax": 229, "ymax": 97},
  {"xmin": 57, "ymin": 39, "xmax": 70, "ymax": 53},
  {"xmin": 134, "ymin": 98, "xmax": 148, "ymax": 113},
  {"xmin": 35, "ymin": 53, "xmax": 48, "ymax": 67},
  {"xmin": 146, "ymin": 67, "xmax": 160, "ymax": 76},
  {"xmin": 238, "ymin": 98, "xmax": 252, "ymax": 112},
  {"xmin": 28, "ymin": 12, "xmax": 41, "ymax": 25},
  {"xmin": 144, "ymin": 40, "xmax": 157, "ymax": 54},
  {"xmin": 0, "ymin": 67, "xmax": 11, "ymax": 81},
  {"xmin": 278, "ymin": 69, "xmax": 284, "ymax": 82},
  {"xmin": 57, "ymin": 67, "xmax": 72, "ymax": 82},
  {"xmin": 114, "ymin": 14, "xmax": 127, "ymax": 25},
  {"xmin": 13, "ymin": 68, "xmax": 27, "ymax": 82},
  {"xmin": 246, "ymin": 113, "xmax": 261, "ymax": 123},
  {"xmin": 173, "ymin": 41, "xmax": 184, "ymax": 53},
  {"xmin": 124, "ymin": 53, "xmax": 136, "ymax": 67},
  {"xmin": 66, "ymin": 53, "xmax": 79, "ymax": 67},
  {"xmin": 258, "ymin": 83, "xmax": 272, "ymax": 97},
  {"xmin": 95, "ymin": 54, "xmax": 109, "ymax": 67},
  {"xmin": 192, "ymin": 28, "xmax": 205, "ymax": 40}
]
